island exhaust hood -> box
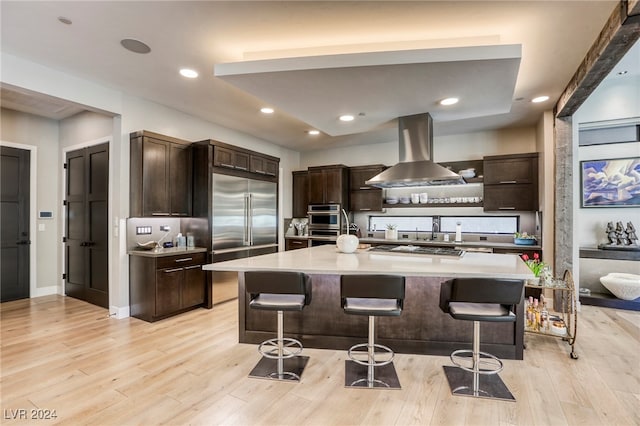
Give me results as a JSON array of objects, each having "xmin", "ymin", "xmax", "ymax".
[{"xmin": 365, "ymin": 113, "xmax": 464, "ymax": 188}]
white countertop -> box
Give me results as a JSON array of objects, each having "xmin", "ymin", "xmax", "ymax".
[{"xmin": 203, "ymin": 245, "xmax": 534, "ymax": 279}]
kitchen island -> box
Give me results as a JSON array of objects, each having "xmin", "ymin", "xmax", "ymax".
[{"xmin": 203, "ymin": 245, "xmax": 533, "ymax": 359}]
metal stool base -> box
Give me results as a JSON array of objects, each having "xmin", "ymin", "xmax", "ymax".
[
  {"xmin": 249, "ymin": 356, "xmax": 310, "ymax": 382},
  {"xmin": 443, "ymin": 366, "xmax": 515, "ymax": 401},
  {"xmin": 345, "ymin": 360, "xmax": 401, "ymax": 389}
]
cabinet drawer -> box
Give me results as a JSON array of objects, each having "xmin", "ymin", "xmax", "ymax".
[
  {"xmin": 286, "ymin": 239, "xmax": 309, "ymax": 251},
  {"xmin": 156, "ymin": 252, "xmax": 205, "ymax": 270}
]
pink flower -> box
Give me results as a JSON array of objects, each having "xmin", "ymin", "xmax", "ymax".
[
  {"xmin": 533, "ymin": 252, "xmax": 539, "ymax": 260},
  {"xmin": 521, "ymin": 254, "xmax": 529, "ymax": 261}
]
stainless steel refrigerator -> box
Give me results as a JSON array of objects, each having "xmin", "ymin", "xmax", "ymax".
[{"xmin": 210, "ymin": 173, "xmax": 278, "ymax": 304}]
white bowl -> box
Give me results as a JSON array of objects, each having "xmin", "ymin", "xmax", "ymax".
[
  {"xmin": 600, "ymin": 273, "xmax": 640, "ymax": 300},
  {"xmin": 459, "ymin": 170, "xmax": 476, "ymax": 178}
]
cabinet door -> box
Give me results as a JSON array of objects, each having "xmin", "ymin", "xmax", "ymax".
[
  {"xmin": 292, "ymin": 171, "xmax": 309, "ymax": 217},
  {"xmin": 182, "ymin": 264, "xmax": 205, "ymax": 308},
  {"xmin": 142, "ymin": 138, "xmax": 170, "ymax": 216},
  {"xmin": 350, "ymin": 190, "xmax": 383, "ymax": 211},
  {"xmin": 483, "ymin": 184, "xmax": 538, "ymax": 211},
  {"xmin": 169, "ymin": 144, "xmax": 192, "ymax": 216},
  {"xmin": 324, "ymin": 169, "xmax": 344, "ymax": 204},
  {"xmin": 234, "ymin": 151, "xmax": 249, "ymax": 171},
  {"xmin": 484, "ymin": 157, "xmax": 536, "ymax": 184},
  {"xmin": 349, "ymin": 166, "xmax": 384, "ymax": 189},
  {"xmin": 156, "ymin": 268, "xmax": 183, "ymax": 316},
  {"xmin": 308, "ymin": 170, "xmax": 325, "ymax": 204},
  {"xmin": 264, "ymin": 159, "xmax": 278, "ymax": 177},
  {"xmin": 213, "ymin": 146, "xmax": 235, "ymax": 169}
]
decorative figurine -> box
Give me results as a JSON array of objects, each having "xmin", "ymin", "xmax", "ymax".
[
  {"xmin": 626, "ymin": 222, "xmax": 638, "ymax": 246},
  {"xmin": 615, "ymin": 221, "xmax": 629, "ymax": 245},
  {"xmin": 606, "ymin": 222, "xmax": 617, "ymax": 245}
]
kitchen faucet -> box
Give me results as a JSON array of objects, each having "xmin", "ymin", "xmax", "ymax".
[{"xmin": 432, "ymin": 219, "xmax": 439, "ymax": 240}]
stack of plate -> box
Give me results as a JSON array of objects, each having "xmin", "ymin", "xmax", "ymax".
[{"xmin": 458, "ymin": 168, "xmax": 476, "ymax": 179}]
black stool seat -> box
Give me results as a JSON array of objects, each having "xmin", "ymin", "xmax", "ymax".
[
  {"xmin": 341, "ymin": 274, "xmax": 405, "ymax": 389},
  {"xmin": 250, "ymin": 294, "xmax": 306, "ymax": 311},
  {"xmin": 448, "ymin": 302, "xmax": 515, "ymax": 322},
  {"xmin": 245, "ymin": 271, "xmax": 312, "ymax": 382},
  {"xmin": 440, "ymin": 277, "xmax": 523, "ymax": 402},
  {"xmin": 343, "ymin": 297, "xmax": 402, "ymax": 316}
]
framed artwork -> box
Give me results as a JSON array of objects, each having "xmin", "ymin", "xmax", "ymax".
[{"xmin": 580, "ymin": 157, "xmax": 640, "ymax": 207}]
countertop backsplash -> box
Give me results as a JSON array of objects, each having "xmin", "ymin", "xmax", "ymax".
[{"xmin": 126, "ymin": 217, "xmax": 182, "ymax": 250}]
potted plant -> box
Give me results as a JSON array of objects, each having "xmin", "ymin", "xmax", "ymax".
[
  {"xmin": 514, "ymin": 232, "xmax": 537, "ymax": 245},
  {"xmin": 521, "ymin": 252, "xmax": 546, "ymax": 285},
  {"xmin": 385, "ymin": 224, "xmax": 398, "ymax": 240}
]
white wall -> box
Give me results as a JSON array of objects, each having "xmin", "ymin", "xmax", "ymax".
[
  {"xmin": 573, "ymin": 74, "xmax": 640, "ymax": 292},
  {"xmin": 300, "ymin": 127, "xmax": 537, "ymax": 168},
  {"xmin": 0, "ymin": 108, "xmax": 60, "ymax": 294},
  {"xmin": 1, "ymin": 54, "xmax": 301, "ymax": 314}
]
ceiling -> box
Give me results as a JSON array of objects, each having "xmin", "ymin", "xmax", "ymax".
[{"xmin": 0, "ymin": 1, "xmax": 633, "ymax": 151}]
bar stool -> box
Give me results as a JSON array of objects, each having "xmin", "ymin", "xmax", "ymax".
[
  {"xmin": 341, "ymin": 274, "xmax": 405, "ymax": 389},
  {"xmin": 439, "ymin": 277, "xmax": 524, "ymax": 401},
  {"xmin": 245, "ymin": 271, "xmax": 312, "ymax": 382}
]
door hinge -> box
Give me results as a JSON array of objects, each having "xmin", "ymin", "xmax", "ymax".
[
  {"xmin": 63, "ymin": 200, "xmax": 67, "ymax": 206},
  {"xmin": 62, "ymin": 273, "xmax": 67, "ymax": 280},
  {"xmin": 63, "ymin": 163, "xmax": 67, "ymax": 169},
  {"xmin": 62, "ymin": 236, "xmax": 67, "ymax": 243}
]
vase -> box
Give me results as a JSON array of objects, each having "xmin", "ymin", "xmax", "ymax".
[
  {"xmin": 527, "ymin": 277, "xmax": 540, "ymax": 286},
  {"xmin": 336, "ymin": 234, "xmax": 359, "ymax": 253},
  {"xmin": 385, "ymin": 229, "xmax": 397, "ymax": 240}
]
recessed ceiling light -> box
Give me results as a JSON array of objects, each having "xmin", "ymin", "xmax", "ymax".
[
  {"xmin": 440, "ymin": 97, "xmax": 459, "ymax": 106},
  {"xmin": 179, "ymin": 68, "xmax": 198, "ymax": 78},
  {"xmin": 339, "ymin": 115, "xmax": 355, "ymax": 122},
  {"xmin": 308, "ymin": 130, "xmax": 320, "ymax": 135},
  {"xmin": 617, "ymin": 70, "xmax": 628, "ymax": 75},
  {"xmin": 58, "ymin": 16, "xmax": 72, "ymax": 25},
  {"xmin": 260, "ymin": 107, "xmax": 274, "ymax": 114},
  {"xmin": 120, "ymin": 38, "xmax": 151, "ymax": 54},
  {"xmin": 532, "ymin": 95, "xmax": 549, "ymax": 103}
]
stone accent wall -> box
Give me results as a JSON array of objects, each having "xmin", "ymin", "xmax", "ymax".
[{"xmin": 554, "ymin": 117, "xmax": 573, "ymax": 276}]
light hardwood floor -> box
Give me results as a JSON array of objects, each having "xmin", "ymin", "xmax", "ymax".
[{"xmin": 1, "ymin": 295, "xmax": 638, "ymax": 426}]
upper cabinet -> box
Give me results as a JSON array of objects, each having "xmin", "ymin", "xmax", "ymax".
[
  {"xmin": 213, "ymin": 145, "xmax": 249, "ymax": 171},
  {"xmin": 292, "ymin": 171, "xmax": 309, "ymax": 218},
  {"xmin": 349, "ymin": 165, "xmax": 385, "ymax": 211},
  {"xmin": 210, "ymin": 140, "xmax": 279, "ymax": 182},
  {"xmin": 130, "ymin": 131, "xmax": 192, "ymax": 217},
  {"xmin": 483, "ymin": 152, "xmax": 539, "ymax": 211},
  {"xmin": 308, "ymin": 165, "xmax": 349, "ymax": 205}
]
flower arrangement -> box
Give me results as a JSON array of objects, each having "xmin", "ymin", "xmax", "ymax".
[{"xmin": 521, "ymin": 252, "xmax": 546, "ymax": 277}]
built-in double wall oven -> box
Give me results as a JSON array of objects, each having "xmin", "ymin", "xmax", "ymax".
[{"xmin": 307, "ymin": 204, "xmax": 341, "ymax": 246}]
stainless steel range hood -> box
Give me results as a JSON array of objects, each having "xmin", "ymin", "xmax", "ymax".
[{"xmin": 366, "ymin": 113, "xmax": 464, "ymax": 187}]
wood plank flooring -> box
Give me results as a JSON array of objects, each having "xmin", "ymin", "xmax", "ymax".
[{"xmin": 1, "ymin": 295, "xmax": 639, "ymax": 425}]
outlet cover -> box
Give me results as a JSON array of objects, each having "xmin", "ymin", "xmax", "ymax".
[{"xmin": 136, "ymin": 226, "xmax": 152, "ymax": 235}]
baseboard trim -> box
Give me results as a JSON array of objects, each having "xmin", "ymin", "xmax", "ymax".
[
  {"xmin": 110, "ymin": 305, "xmax": 130, "ymax": 319},
  {"xmin": 32, "ymin": 286, "xmax": 59, "ymax": 297}
]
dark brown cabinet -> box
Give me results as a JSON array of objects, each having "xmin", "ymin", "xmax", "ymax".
[
  {"xmin": 308, "ymin": 165, "xmax": 349, "ymax": 205},
  {"xmin": 130, "ymin": 251, "xmax": 206, "ymax": 322},
  {"xmin": 130, "ymin": 131, "xmax": 192, "ymax": 217},
  {"xmin": 213, "ymin": 145, "xmax": 249, "ymax": 171},
  {"xmin": 250, "ymin": 154, "xmax": 278, "ymax": 176},
  {"xmin": 349, "ymin": 165, "xmax": 385, "ymax": 211},
  {"xmin": 292, "ymin": 171, "xmax": 309, "ymax": 218},
  {"xmin": 483, "ymin": 153, "xmax": 539, "ymax": 212},
  {"xmin": 285, "ymin": 238, "xmax": 309, "ymax": 251}
]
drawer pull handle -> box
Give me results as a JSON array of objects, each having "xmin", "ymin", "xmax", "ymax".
[
  {"xmin": 499, "ymin": 207, "xmax": 516, "ymax": 210},
  {"xmin": 499, "ymin": 180, "xmax": 517, "ymax": 184},
  {"xmin": 219, "ymin": 163, "xmax": 234, "ymax": 168},
  {"xmin": 164, "ymin": 267, "xmax": 183, "ymax": 273},
  {"xmin": 184, "ymin": 265, "xmax": 201, "ymax": 270},
  {"xmin": 235, "ymin": 166, "xmax": 248, "ymax": 171},
  {"xmin": 175, "ymin": 257, "xmax": 193, "ymax": 262},
  {"xmin": 152, "ymin": 212, "xmax": 170, "ymax": 216},
  {"xmin": 359, "ymin": 208, "xmax": 372, "ymax": 211}
]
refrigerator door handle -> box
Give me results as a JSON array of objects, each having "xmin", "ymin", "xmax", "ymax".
[
  {"xmin": 247, "ymin": 193, "xmax": 253, "ymax": 245},
  {"xmin": 243, "ymin": 193, "xmax": 250, "ymax": 246}
]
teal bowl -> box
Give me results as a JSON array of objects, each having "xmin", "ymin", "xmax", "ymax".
[{"xmin": 514, "ymin": 238, "xmax": 536, "ymax": 245}]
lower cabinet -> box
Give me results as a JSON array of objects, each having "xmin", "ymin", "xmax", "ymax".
[
  {"xmin": 285, "ymin": 238, "xmax": 309, "ymax": 251},
  {"xmin": 130, "ymin": 252, "xmax": 206, "ymax": 322}
]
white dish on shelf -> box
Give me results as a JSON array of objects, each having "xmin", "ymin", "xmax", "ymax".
[{"xmin": 386, "ymin": 199, "xmax": 398, "ymax": 204}]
